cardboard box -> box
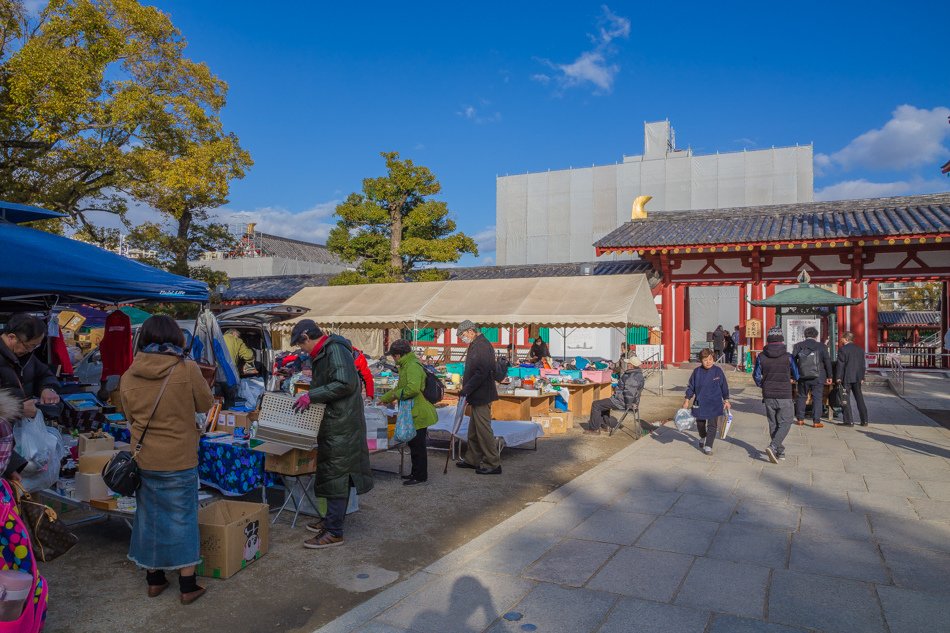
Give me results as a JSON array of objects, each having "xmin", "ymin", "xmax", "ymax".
[
  {"xmin": 196, "ymin": 501, "xmax": 269, "ymax": 579},
  {"xmin": 216, "ymin": 410, "xmax": 258, "ymax": 431},
  {"xmin": 262, "ymin": 446, "xmax": 317, "ymax": 476},
  {"xmin": 89, "ymin": 497, "xmax": 118, "ymax": 511},
  {"xmin": 78, "ymin": 450, "xmax": 118, "ymax": 474},
  {"xmin": 74, "ymin": 472, "xmax": 112, "ymax": 501},
  {"xmin": 532, "ymin": 412, "xmax": 570, "ymax": 435},
  {"xmin": 78, "ymin": 432, "xmax": 114, "ymax": 456}
]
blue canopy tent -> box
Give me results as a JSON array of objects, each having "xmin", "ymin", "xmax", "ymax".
[
  {"xmin": 1, "ymin": 222, "xmax": 208, "ymax": 304},
  {"xmin": 0, "ymin": 200, "xmax": 65, "ymax": 225}
]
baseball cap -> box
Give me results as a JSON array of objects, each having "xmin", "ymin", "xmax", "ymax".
[{"xmin": 290, "ymin": 319, "xmax": 319, "ymax": 345}]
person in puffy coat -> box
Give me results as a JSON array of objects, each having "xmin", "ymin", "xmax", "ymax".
[
  {"xmin": 290, "ymin": 320, "xmax": 373, "ymax": 549},
  {"xmin": 683, "ymin": 348, "xmax": 731, "ymax": 455},
  {"xmin": 378, "ymin": 339, "xmax": 437, "ymax": 486},
  {"xmin": 586, "ymin": 355, "xmax": 646, "ymax": 434}
]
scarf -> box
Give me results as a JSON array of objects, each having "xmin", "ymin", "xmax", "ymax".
[{"xmin": 142, "ymin": 343, "xmax": 185, "ymax": 357}]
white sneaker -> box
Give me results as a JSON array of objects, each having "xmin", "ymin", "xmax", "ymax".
[
  {"xmin": 702, "ymin": 446, "xmax": 713, "ymax": 456},
  {"xmin": 765, "ymin": 447, "xmax": 779, "ymax": 464}
]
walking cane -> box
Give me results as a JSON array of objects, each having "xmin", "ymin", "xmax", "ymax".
[{"xmin": 444, "ymin": 395, "xmax": 467, "ymax": 474}]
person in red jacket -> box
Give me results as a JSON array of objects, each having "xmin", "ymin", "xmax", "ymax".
[{"xmin": 352, "ymin": 347, "xmax": 374, "ymax": 400}]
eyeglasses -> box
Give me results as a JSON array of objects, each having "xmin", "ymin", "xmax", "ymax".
[{"xmin": 16, "ymin": 337, "xmax": 41, "ymax": 353}]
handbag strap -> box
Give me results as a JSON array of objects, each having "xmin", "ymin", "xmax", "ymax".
[{"xmin": 132, "ymin": 359, "xmax": 182, "ymax": 456}]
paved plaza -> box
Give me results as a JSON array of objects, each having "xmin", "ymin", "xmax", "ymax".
[{"xmin": 316, "ymin": 377, "xmax": 950, "ymax": 633}]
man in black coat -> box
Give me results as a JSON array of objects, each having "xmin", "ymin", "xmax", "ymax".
[
  {"xmin": 753, "ymin": 327, "xmax": 800, "ymax": 464},
  {"xmin": 835, "ymin": 331, "xmax": 868, "ymax": 426},
  {"xmin": 792, "ymin": 327, "xmax": 833, "ymax": 428},
  {"xmin": 456, "ymin": 320, "xmax": 501, "ymax": 475}
]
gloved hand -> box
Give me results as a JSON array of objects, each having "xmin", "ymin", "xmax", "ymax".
[{"xmin": 293, "ymin": 393, "xmax": 311, "ymax": 413}]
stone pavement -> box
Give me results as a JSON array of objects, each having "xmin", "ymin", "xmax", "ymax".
[{"xmin": 315, "ymin": 381, "xmax": 950, "ymax": 633}]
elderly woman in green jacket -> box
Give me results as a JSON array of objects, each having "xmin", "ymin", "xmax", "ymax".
[{"xmin": 379, "ymin": 339, "xmax": 437, "ymax": 486}]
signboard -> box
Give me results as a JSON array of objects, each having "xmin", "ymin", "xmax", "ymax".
[
  {"xmin": 865, "ymin": 353, "xmax": 878, "ymax": 367},
  {"xmin": 745, "ymin": 319, "xmax": 762, "ymax": 340},
  {"xmin": 784, "ymin": 318, "xmax": 821, "ymax": 350}
]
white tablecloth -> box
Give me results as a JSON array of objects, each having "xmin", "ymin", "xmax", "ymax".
[{"xmin": 430, "ymin": 406, "xmax": 544, "ymax": 448}]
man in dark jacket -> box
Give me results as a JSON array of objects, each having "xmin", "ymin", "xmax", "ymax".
[
  {"xmin": 456, "ymin": 320, "xmax": 501, "ymax": 475},
  {"xmin": 0, "ymin": 314, "xmax": 61, "ymax": 479},
  {"xmin": 835, "ymin": 331, "xmax": 868, "ymax": 426},
  {"xmin": 712, "ymin": 325, "xmax": 726, "ymax": 360},
  {"xmin": 753, "ymin": 327, "xmax": 800, "ymax": 464},
  {"xmin": 291, "ymin": 319, "xmax": 373, "ymax": 549},
  {"xmin": 792, "ymin": 327, "xmax": 833, "ymax": 428},
  {"xmin": 586, "ymin": 355, "xmax": 645, "ymax": 433}
]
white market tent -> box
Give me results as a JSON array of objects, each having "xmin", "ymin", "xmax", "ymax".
[{"xmin": 282, "ymin": 274, "xmax": 658, "ymax": 330}]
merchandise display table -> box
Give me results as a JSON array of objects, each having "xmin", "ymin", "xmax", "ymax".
[
  {"xmin": 561, "ymin": 381, "xmax": 613, "ymax": 415},
  {"xmin": 445, "ymin": 389, "xmax": 555, "ymax": 421}
]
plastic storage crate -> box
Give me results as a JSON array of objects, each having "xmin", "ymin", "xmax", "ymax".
[
  {"xmin": 582, "ymin": 369, "xmax": 613, "ymax": 383},
  {"xmin": 559, "ymin": 369, "xmax": 582, "ymax": 381},
  {"xmin": 255, "ymin": 392, "xmax": 325, "ymax": 450},
  {"xmin": 445, "ymin": 362, "xmax": 465, "ymax": 374}
]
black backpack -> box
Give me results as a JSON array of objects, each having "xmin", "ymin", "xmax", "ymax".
[
  {"xmin": 796, "ymin": 346, "xmax": 820, "ymax": 381},
  {"xmin": 421, "ymin": 365, "xmax": 444, "ymax": 404}
]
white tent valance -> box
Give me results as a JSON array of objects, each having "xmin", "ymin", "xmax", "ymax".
[{"xmin": 282, "ymin": 274, "xmax": 658, "ymax": 330}]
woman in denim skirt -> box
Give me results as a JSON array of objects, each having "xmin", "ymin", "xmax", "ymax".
[{"xmin": 120, "ymin": 316, "xmax": 214, "ymax": 604}]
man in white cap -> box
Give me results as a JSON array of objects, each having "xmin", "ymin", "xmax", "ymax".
[
  {"xmin": 455, "ymin": 320, "xmax": 501, "ymax": 474},
  {"xmin": 585, "ymin": 354, "xmax": 645, "ymax": 434}
]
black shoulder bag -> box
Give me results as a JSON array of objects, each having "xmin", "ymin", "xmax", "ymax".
[{"xmin": 102, "ymin": 361, "xmax": 178, "ymax": 496}]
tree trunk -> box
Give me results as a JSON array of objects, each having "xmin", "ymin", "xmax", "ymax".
[
  {"xmin": 390, "ymin": 201, "xmax": 403, "ymax": 277},
  {"xmin": 173, "ymin": 210, "xmax": 193, "ymax": 277}
]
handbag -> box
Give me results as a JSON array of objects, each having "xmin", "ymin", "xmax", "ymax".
[
  {"xmin": 393, "ymin": 399, "xmax": 416, "ymax": 443},
  {"xmin": 0, "ymin": 480, "xmax": 48, "ymax": 632},
  {"xmin": 11, "ymin": 481, "xmax": 78, "ymax": 562},
  {"xmin": 102, "ymin": 360, "xmax": 179, "ymax": 496}
]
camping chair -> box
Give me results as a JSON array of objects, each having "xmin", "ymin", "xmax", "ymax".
[{"xmin": 609, "ymin": 399, "xmax": 641, "ymax": 438}]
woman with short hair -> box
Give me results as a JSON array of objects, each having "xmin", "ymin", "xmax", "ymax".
[
  {"xmin": 120, "ymin": 315, "xmax": 214, "ymax": 604},
  {"xmin": 683, "ymin": 348, "xmax": 730, "ymax": 455}
]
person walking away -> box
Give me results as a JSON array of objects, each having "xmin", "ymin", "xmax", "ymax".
[
  {"xmin": 835, "ymin": 331, "xmax": 868, "ymax": 426},
  {"xmin": 378, "ymin": 339, "xmax": 437, "ymax": 486},
  {"xmin": 753, "ymin": 327, "xmax": 800, "ymax": 463},
  {"xmin": 0, "ymin": 314, "xmax": 61, "ymax": 481},
  {"xmin": 724, "ymin": 333, "xmax": 736, "ymax": 365},
  {"xmin": 683, "ymin": 349, "xmax": 730, "ymax": 455},
  {"xmin": 712, "ymin": 326, "xmax": 725, "ymax": 361},
  {"xmin": 455, "ymin": 320, "xmax": 501, "ymax": 475},
  {"xmin": 120, "ymin": 315, "xmax": 215, "ymax": 605},
  {"xmin": 586, "ymin": 355, "xmax": 645, "ymax": 434},
  {"xmin": 792, "ymin": 327, "xmax": 832, "ymax": 428},
  {"xmin": 290, "ymin": 320, "xmax": 374, "ymax": 548}
]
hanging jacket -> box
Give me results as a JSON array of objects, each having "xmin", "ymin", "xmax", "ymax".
[
  {"xmin": 379, "ymin": 352, "xmax": 437, "ymax": 429},
  {"xmin": 352, "ymin": 347, "xmax": 375, "ymax": 399},
  {"xmin": 99, "ymin": 310, "xmax": 133, "ymax": 380},
  {"xmin": 306, "ymin": 335, "xmax": 374, "ymax": 499},
  {"xmin": 753, "ymin": 343, "xmax": 800, "ymax": 399}
]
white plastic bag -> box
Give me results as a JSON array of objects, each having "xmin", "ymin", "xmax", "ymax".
[
  {"xmin": 673, "ymin": 408, "xmax": 697, "ymax": 432},
  {"xmin": 718, "ymin": 411, "xmax": 734, "ymax": 439},
  {"xmin": 13, "ymin": 413, "xmax": 66, "ymax": 492},
  {"xmin": 237, "ymin": 377, "xmax": 265, "ymax": 405}
]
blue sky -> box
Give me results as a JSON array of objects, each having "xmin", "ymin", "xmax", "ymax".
[{"xmin": 113, "ymin": 2, "xmax": 950, "ymax": 263}]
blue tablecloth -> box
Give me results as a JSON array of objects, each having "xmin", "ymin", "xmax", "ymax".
[{"xmin": 198, "ymin": 439, "xmax": 276, "ymax": 496}]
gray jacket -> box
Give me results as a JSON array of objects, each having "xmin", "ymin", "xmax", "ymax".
[{"xmin": 609, "ymin": 368, "xmax": 645, "ymax": 410}]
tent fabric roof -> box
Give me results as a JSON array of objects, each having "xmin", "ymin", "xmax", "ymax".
[
  {"xmin": 749, "ymin": 284, "xmax": 863, "ymax": 307},
  {"xmin": 282, "ymin": 274, "xmax": 659, "ymax": 329},
  {"xmin": 0, "ymin": 201, "xmax": 65, "ymax": 224},
  {"xmin": 595, "ymin": 193, "xmax": 950, "ymax": 250},
  {"xmin": 1, "ymin": 223, "xmax": 208, "ymax": 303},
  {"xmin": 119, "ymin": 306, "xmax": 152, "ymax": 325}
]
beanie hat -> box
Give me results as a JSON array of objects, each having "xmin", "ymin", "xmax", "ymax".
[{"xmin": 766, "ymin": 326, "xmax": 784, "ymax": 343}]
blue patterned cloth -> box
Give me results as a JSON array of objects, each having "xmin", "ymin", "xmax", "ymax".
[
  {"xmin": 197, "ymin": 438, "xmax": 275, "ymax": 496},
  {"xmin": 102, "ymin": 423, "xmax": 131, "ymax": 443}
]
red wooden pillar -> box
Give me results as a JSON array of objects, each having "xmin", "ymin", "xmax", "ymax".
[
  {"xmin": 764, "ymin": 282, "xmax": 777, "ymax": 333},
  {"xmin": 738, "ymin": 283, "xmax": 748, "ymax": 345},
  {"xmin": 661, "ymin": 282, "xmax": 674, "ymax": 366},
  {"xmin": 673, "ymin": 284, "xmax": 690, "ymax": 363},
  {"xmin": 750, "ymin": 282, "xmax": 765, "ymax": 350},
  {"xmin": 866, "ymin": 281, "xmax": 879, "ymax": 353},
  {"xmin": 850, "ymin": 280, "xmax": 866, "ymax": 350},
  {"xmin": 837, "ymin": 282, "xmax": 849, "ymax": 333}
]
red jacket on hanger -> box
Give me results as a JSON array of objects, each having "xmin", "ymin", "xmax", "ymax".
[
  {"xmin": 99, "ymin": 310, "xmax": 133, "ymax": 380},
  {"xmin": 353, "ymin": 347, "xmax": 374, "ymax": 399}
]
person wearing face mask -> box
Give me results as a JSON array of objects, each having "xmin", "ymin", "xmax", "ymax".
[
  {"xmin": 455, "ymin": 320, "xmax": 501, "ymax": 475},
  {"xmin": 0, "ymin": 314, "xmax": 61, "ymax": 480}
]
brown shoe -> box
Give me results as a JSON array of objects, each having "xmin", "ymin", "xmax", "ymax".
[
  {"xmin": 304, "ymin": 529, "xmax": 344, "ymax": 549},
  {"xmin": 795, "ymin": 419, "xmax": 805, "ymax": 426},
  {"xmin": 147, "ymin": 582, "xmax": 169, "ymax": 598},
  {"xmin": 813, "ymin": 421, "xmax": 824, "ymax": 428},
  {"xmin": 180, "ymin": 586, "xmax": 206, "ymax": 605},
  {"xmin": 584, "ymin": 428, "xmax": 602, "ymax": 435},
  {"xmin": 305, "ymin": 519, "xmax": 325, "ymax": 534}
]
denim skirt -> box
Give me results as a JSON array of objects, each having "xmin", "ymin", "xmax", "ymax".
[{"xmin": 127, "ymin": 467, "xmax": 201, "ymax": 571}]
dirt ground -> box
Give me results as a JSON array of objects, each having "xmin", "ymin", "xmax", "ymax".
[{"xmin": 41, "ymin": 383, "xmax": 681, "ymax": 633}]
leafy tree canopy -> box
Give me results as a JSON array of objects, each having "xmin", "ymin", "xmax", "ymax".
[
  {"xmin": 327, "ymin": 151, "xmax": 477, "ymax": 285},
  {"xmin": 899, "ymin": 283, "xmax": 941, "ymax": 311}
]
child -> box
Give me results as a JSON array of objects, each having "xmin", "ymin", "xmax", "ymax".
[{"xmin": 683, "ymin": 348, "xmax": 731, "ymax": 455}]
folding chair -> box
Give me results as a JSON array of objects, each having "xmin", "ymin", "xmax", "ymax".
[{"xmin": 608, "ymin": 400, "xmax": 641, "ymax": 438}]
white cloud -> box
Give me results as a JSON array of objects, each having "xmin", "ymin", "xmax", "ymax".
[
  {"xmin": 535, "ymin": 5, "xmax": 630, "ymax": 94},
  {"xmin": 457, "ymin": 104, "xmax": 501, "ymax": 125},
  {"xmin": 815, "ymin": 177, "xmax": 949, "ymax": 201},
  {"xmin": 479, "ymin": 256, "xmax": 495, "ymax": 266},
  {"xmin": 471, "ymin": 225, "xmax": 496, "ymax": 255},
  {"xmin": 213, "ymin": 201, "xmax": 339, "ymax": 244},
  {"xmin": 816, "ymin": 105, "xmax": 950, "ymax": 173}
]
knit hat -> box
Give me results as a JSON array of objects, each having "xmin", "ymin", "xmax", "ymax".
[
  {"xmin": 456, "ymin": 320, "xmax": 478, "ymax": 336},
  {"xmin": 766, "ymin": 326, "xmax": 784, "ymax": 343}
]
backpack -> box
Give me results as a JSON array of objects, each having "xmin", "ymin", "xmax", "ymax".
[
  {"xmin": 796, "ymin": 345, "xmax": 820, "ymax": 381},
  {"xmin": 494, "ymin": 355, "xmax": 510, "ymax": 383},
  {"xmin": 421, "ymin": 365, "xmax": 444, "ymax": 404}
]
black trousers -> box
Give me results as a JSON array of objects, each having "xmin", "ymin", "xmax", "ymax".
[
  {"xmin": 795, "ymin": 379, "xmax": 826, "ymax": 424},
  {"xmin": 697, "ymin": 418, "xmax": 719, "ymax": 448},
  {"xmin": 407, "ymin": 427, "xmax": 428, "ymax": 481},
  {"xmin": 840, "ymin": 382, "xmax": 869, "ymax": 425},
  {"xmin": 589, "ymin": 398, "xmax": 616, "ymax": 430}
]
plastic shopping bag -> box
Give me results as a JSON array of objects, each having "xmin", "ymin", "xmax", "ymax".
[
  {"xmin": 13, "ymin": 413, "xmax": 65, "ymax": 493},
  {"xmin": 718, "ymin": 411, "xmax": 734, "ymax": 439},
  {"xmin": 394, "ymin": 399, "xmax": 416, "ymax": 443},
  {"xmin": 673, "ymin": 408, "xmax": 697, "ymax": 432}
]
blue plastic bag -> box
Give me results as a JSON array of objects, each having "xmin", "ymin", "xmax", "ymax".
[{"xmin": 394, "ymin": 399, "xmax": 416, "ymax": 443}]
